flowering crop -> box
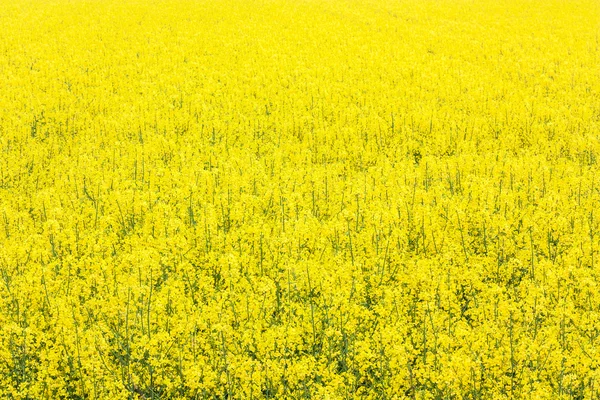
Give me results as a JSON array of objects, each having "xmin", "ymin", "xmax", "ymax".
[{"xmin": 1, "ymin": 0, "xmax": 599, "ymax": 398}]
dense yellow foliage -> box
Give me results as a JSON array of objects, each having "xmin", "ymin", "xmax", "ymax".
[{"xmin": 1, "ymin": 0, "xmax": 600, "ymax": 398}]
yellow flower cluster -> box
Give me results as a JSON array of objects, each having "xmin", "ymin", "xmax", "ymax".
[{"xmin": 1, "ymin": 0, "xmax": 599, "ymax": 398}]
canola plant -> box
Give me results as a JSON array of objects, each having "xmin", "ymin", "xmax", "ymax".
[{"xmin": 0, "ymin": 0, "xmax": 599, "ymax": 398}]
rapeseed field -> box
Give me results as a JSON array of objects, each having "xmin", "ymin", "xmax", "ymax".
[{"xmin": 1, "ymin": 0, "xmax": 599, "ymax": 398}]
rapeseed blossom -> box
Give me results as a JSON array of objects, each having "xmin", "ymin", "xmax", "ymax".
[{"xmin": 0, "ymin": 0, "xmax": 599, "ymax": 398}]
